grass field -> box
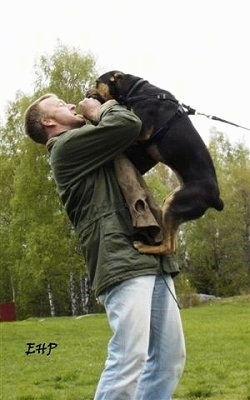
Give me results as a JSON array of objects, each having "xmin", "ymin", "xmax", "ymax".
[{"xmin": 1, "ymin": 296, "xmax": 250, "ymax": 400}]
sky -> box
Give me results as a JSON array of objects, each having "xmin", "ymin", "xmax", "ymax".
[{"xmin": 1, "ymin": 0, "xmax": 250, "ymax": 148}]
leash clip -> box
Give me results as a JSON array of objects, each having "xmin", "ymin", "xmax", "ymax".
[{"xmin": 176, "ymin": 105, "xmax": 185, "ymax": 116}]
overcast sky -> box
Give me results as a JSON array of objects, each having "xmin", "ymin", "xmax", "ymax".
[{"xmin": 1, "ymin": 0, "xmax": 250, "ymax": 147}]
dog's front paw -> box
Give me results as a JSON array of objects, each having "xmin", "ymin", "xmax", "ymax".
[
  {"xmin": 133, "ymin": 241, "xmax": 145, "ymax": 253},
  {"xmin": 86, "ymin": 89, "xmax": 105, "ymax": 104}
]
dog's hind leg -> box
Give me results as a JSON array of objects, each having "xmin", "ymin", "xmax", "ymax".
[
  {"xmin": 133, "ymin": 188, "xmax": 181, "ymax": 254},
  {"xmin": 133, "ymin": 220, "xmax": 179, "ymax": 254},
  {"xmin": 134, "ymin": 179, "xmax": 223, "ymax": 254}
]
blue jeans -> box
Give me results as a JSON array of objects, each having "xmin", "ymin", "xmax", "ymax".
[{"xmin": 94, "ymin": 274, "xmax": 186, "ymax": 400}]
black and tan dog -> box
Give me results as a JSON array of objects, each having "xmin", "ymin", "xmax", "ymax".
[{"xmin": 87, "ymin": 71, "xmax": 224, "ymax": 254}]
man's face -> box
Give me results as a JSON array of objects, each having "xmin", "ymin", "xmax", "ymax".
[{"xmin": 40, "ymin": 96, "xmax": 86, "ymax": 129}]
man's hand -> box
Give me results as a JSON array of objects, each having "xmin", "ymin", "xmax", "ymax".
[{"xmin": 79, "ymin": 98, "xmax": 102, "ymax": 123}]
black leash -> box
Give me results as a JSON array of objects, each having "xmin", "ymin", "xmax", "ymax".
[
  {"xmin": 181, "ymin": 103, "xmax": 250, "ymax": 131},
  {"xmin": 123, "ymin": 79, "xmax": 250, "ymax": 132},
  {"xmin": 159, "ymin": 268, "xmax": 182, "ymax": 310}
]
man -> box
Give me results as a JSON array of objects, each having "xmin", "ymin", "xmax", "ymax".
[{"xmin": 24, "ymin": 93, "xmax": 186, "ymax": 400}]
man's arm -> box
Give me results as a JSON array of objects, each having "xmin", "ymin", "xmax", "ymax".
[
  {"xmin": 80, "ymin": 98, "xmax": 157, "ymax": 175},
  {"xmin": 52, "ymin": 100, "xmax": 142, "ymax": 176}
]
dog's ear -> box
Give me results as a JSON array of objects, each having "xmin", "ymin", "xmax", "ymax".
[{"xmin": 110, "ymin": 72, "xmax": 124, "ymax": 83}]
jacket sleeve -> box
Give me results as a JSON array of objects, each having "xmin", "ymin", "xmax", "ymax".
[{"xmin": 51, "ymin": 101, "xmax": 142, "ymax": 176}]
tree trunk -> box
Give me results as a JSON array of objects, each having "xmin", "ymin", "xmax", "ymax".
[
  {"xmin": 70, "ymin": 271, "xmax": 78, "ymax": 316},
  {"xmin": 47, "ymin": 282, "xmax": 56, "ymax": 317}
]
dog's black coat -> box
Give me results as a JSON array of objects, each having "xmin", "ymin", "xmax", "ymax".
[{"xmin": 87, "ymin": 71, "xmax": 224, "ymax": 252}]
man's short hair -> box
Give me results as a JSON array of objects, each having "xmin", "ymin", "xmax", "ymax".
[{"xmin": 24, "ymin": 93, "xmax": 55, "ymax": 145}]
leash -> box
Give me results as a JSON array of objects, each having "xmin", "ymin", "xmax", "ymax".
[
  {"xmin": 124, "ymin": 80, "xmax": 250, "ymax": 132},
  {"xmin": 159, "ymin": 268, "xmax": 182, "ymax": 309},
  {"xmin": 181, "ymin": 103, "xmax": 250, "ymax": 131}
]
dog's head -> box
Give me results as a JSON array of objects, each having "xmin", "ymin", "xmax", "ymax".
[
  {"xmin": 95, "ymin": 71, "xmax": 125, "ymax": 101},
  {"xmin": 86, "ymin": 71, "xmax": 139, "ymax": 104}
]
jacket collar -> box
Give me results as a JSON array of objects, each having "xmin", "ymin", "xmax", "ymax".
[{"xmin": 46, "ymin": 131, "xmax": 66, "ymax": 152}]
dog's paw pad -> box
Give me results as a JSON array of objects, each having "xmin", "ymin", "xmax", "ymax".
[{"xmin": 133, "ymin": 241, "xmax": 144, "ymax": 252}]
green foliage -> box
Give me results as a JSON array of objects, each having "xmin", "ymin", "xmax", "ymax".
[
  {"xmin": 33, "ymin": 41, "xmax": 97, "ymax": 108},
  {"xmin": 0, "ymin": 143, "xmax": 18, "ymax": 302},
  {"xmin": 8, "ymin": 134, "xmax": 85, "ymax": 319},
  {"xmin": 144, "ymin": 163, "xmax": 176, "ymax": 204}
]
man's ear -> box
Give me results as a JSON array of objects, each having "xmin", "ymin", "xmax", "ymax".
[{"xmin": 41, "ymin": 117, "xmax": 55, "ymax": 127}]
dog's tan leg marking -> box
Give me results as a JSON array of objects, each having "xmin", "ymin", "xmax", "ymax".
[
  {"xmin": 133, "ymin": 221, "xmax": 177, "ymax": 255},
  {"xmin": 133, "ymin": 187, "xmax": 182, "ymax": 255}
]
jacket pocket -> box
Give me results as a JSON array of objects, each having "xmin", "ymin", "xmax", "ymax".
[{"xmin": 102, "ymin": 208, "xmax": 133, "ymax": 236}]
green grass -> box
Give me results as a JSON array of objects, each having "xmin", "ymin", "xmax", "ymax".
[
  {"xmin": 176, "ymin": 296, "xmax": 250, "ymax": 400},
  {"xmin": 1, "ymin": 297, "xmax": 250, "ymax": 400}
]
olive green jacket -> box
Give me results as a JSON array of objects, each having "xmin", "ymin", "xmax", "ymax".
[{"xmin": 47, "ymin": 101, "xmax": 179, "ymax": 296}]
